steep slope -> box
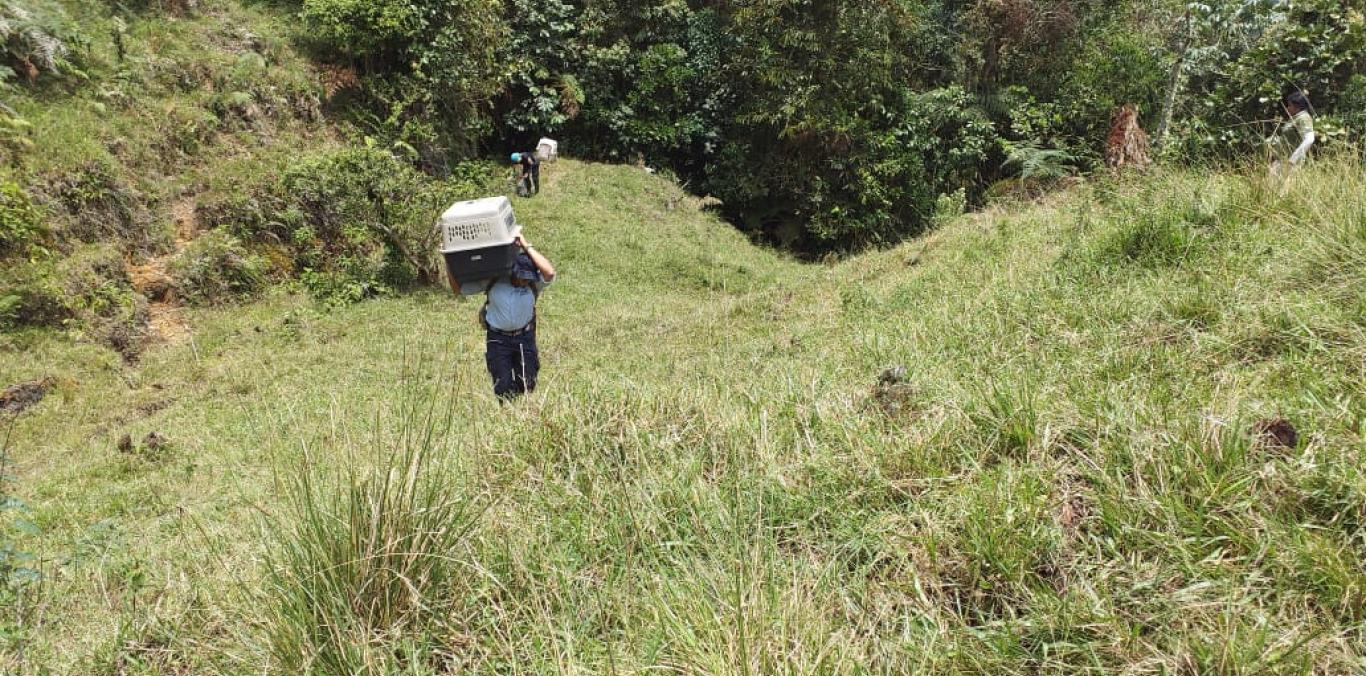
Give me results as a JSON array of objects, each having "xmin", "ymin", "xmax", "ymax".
[
  {"xmin": 0, "ymin": 0, "xmax": 340, "ymax": 359},
  {"xmin": 2, "ymin": 157, "xmax": 1362, "ymax": 671}
]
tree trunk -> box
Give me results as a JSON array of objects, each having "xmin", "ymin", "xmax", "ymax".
[{"xmin": 1156, "ymin": 11, "xmax": 1192, "ymax": 149}]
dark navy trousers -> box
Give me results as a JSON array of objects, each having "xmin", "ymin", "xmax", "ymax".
[{"xmin": 486, "ymin": 327, "xmax": 539, "ymax": 400}]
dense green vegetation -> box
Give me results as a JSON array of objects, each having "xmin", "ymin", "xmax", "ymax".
[
  {"xmin": 292, "ymin": 0, "xmax": 1366, "ymax": 248},
  {"xmin": 0, "ymin": 0, "xmax": 500, "ymax": 354},
  {"xmin": 1, "ymin": 2, "xmax": 1363, "ymax": 255}
]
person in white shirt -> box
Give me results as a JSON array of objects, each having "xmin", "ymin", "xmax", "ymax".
[{"xmin": 1268, "ymin": 91, "xmax": 1316, "ymax": 184}]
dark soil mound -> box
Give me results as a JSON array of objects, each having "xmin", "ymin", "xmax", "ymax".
[
  {"xmin": 0, "ymin": 378, "xmax": 55, "ymax": 416},
  {"xmin": 1252, "ymin": 417, "xmax": 1299, "ymax": 451}
]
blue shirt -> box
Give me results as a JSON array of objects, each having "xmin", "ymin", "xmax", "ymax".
[{"xmin": 483, "ymin": 278, "xmax": 547, "ymax": 331}]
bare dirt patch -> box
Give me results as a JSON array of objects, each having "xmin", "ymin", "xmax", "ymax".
[
  {"xmin": 128, "ymin": 196, "xmax": 200, "ymax": 345},
  {"xmin": 128, "ymin": 263, "xmax": 174, "ymax": 301},
  {"xmin": 148, "ymin": 303, "xmax": 193, "ymax": 345},
  {"xmin": 169, "ymin": 197, "xmax": 200, "ymax": 246}
]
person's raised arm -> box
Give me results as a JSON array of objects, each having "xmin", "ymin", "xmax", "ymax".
[{"xmin": 515, "ymin": 235, "xmax": 556, "ymax": 282}]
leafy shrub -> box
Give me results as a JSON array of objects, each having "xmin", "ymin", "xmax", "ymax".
[
  {"xmin": 169, "ymin": 230, "xmax": 265, "ymax": 305},
  {"xmin": 1173, "ymin": 0, "xmax": 1366, "ymax": 158},
  {"xmin": 105, "ymin": 0, "xmax": 198, "ymax": 15},
  {"xmin": 1, "ymin": 436, "xmax": 43, "ymax": 630},
  {"xmin": 207, "ymin": 51, "xmax": 322, "ymax": 127},
  {"xmin": 0, "ymin": 178, "xmax": 42, "ymax": 255},
  {"xmin": 200, "ymin": 149, "xmax": 495, "ymax": 303},
  {"xmin": 1337, "ymin": 74, "xmax": 1366, "ymax": 138},
  {"xmin": 298, "ymin": 0, "xmax": 420, "ymax": 57},
  {"xmin": 0, "ymin": 242, "xmax": 154, "ymax": 360},
  {"xmin": 39, "ymin": 160, "xmax": 157, "ymax": 252},
  {"xmin": 1003, "ymin": 146, "xmax": 1077, "ymax": 182},
  {"xmin": 32, "ymin": 244, "xmax": 148, "ymax": 358},
  {"xmin": 299, "ymin": 255, "xmax": 391, "ymax": 306},
  {"xmin": 500, "ymin": 0, "xmax": 582, "ymax": 136},
  {"xmin": 150, "ymin": 102, "xmax": 221, "ymax": 163},
  {"xmin": 707, "ymin": 84, "xmax": 999, "ymax": 250},
  {"xmin": 0, "ymin": 263, "xmax": 65, "ymax": 330},
  {"xmin": 0, "ymin": 103, "xmax": 30, "ymax": 157},
  {"xmin": 932, "ymin": 188, "xmax": 968, "ymax": 228},
  {"xmin": 277, "ymin": 148, "xmax": 446, "ymax": 288},
  {"xmin": 1055, "ymin": 30, "xmax": 1165, "ymax": 153},
  {"xmin": 298, "ymin": 0, "xmax": 505, "ymax": 156}
]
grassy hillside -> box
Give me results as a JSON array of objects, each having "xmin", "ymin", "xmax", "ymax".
[
  {"xmin": 1, "ymin": 154, "xmax": 1362, "ymax": 672},
  {"xmin": 0, "ymin": 2, "xmax": 1362, "ymax": 672}
]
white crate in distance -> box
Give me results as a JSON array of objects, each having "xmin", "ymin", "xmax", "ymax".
[
  {"xmin": 438, "ymin": 196, "xmax": 521, "ymax": 253},
  {"xmin": 536, "ymin": 138, "xmax": 559, "ymax": 162}
]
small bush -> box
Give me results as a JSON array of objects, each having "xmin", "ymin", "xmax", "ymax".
[
  {"xmin": 39, "ymin": 160, "xmax": 157, "ymax": 252},
  {"xmin": 1003, "ymin": 146, "xmax": 1077, "ymax": 183},
  {"xmin": 152, "ymin": 103, "xmax": 221, "ymax": 163},
  {"xmin": 0, "ymin": 105, "xmax": 32, "ymax": 157},
  {"xmin": 0, "ymin": 248, "xmax": 150, "ymax": 355},
  {"xmin": 1, "ymin": 434, "xmax": 43, "ymax": 636},
  {"xmin": 0, "ymin": 178, "xmax": 42, "ymax": 255},
  {"xmin": 1339, "ymin": 75, "xmax": 1366, "ymax": 138},
  {"xmin": 299, "ymin": 254, "xmax": 390, "ymax": 306},
  {"xmin": 202, "ymin": 149, "xmax": 495, "ymax": 304},
  {"xmin": 169, "ymin": 230, "xmax": 265, "ymax": 305},
  {"xmin": 0, "ymin": 244, "xmax": 149, "ymax": 358},
  {"xmin": 207, "ymin": 51, "xmax": 322, "ymax": 127},
  {"xmin": 0, "ymin": 264, "xmax": 66, "ymax": 330},
  {"xmin": 931, "ymin": 188, "xmax": 968, "ymax": 228}
]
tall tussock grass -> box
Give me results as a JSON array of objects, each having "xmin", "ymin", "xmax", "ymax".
[{"xmin": 255, "ymin": 376, "xmax": 488, "ymax": 673}]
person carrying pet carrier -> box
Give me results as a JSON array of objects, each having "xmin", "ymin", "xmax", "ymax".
[
  {"xmin": 511, "ymin": 152, "xmax": 540, "ymax": 197},
  {"xmin": 475, "ymin": 235, "xmax": 555, "ymax": 400}
]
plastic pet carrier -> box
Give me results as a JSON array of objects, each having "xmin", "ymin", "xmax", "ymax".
[
  {"xmin": 438, "ymin": 197, "xmax": 522, "ymax": 289},
  {"xmin": 536, "ymin": 138, "xmax": 559, "ymax": 162}
]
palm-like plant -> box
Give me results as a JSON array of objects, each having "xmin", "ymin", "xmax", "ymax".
[{"xmin": 1004, "ymin": 145, "xmax": 1078, "ymax": 182}]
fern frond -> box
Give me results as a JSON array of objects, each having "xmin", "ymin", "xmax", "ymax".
[
  {"xmin": 1004, "ymin": 146, "xmax": 1077, "ymax": 181},
  {"xmin": 0, "ymin": 0, "xmax": 79, "ymax": 78}
]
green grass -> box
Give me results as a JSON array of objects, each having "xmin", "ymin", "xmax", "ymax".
[
  {"xmin": 8, "ymin": 0, "xmax": 335, "ymax": 223},
  {"xmin": 0, "ymin": 155, "xmax": 1362, "ymax": 672}
]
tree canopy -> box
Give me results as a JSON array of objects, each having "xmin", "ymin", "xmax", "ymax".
[{"xmin": 295, "ymin": 0, "xmax": 1366, "ymax": 251}]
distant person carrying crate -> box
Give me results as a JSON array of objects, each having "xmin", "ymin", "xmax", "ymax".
[
  {"xmin": 474, "ymin": 235, "xmax": 555, "ymax": 400},
  {"xmin": 511, "ymin": 152, "xmax": 540, "ymax": 197}
]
